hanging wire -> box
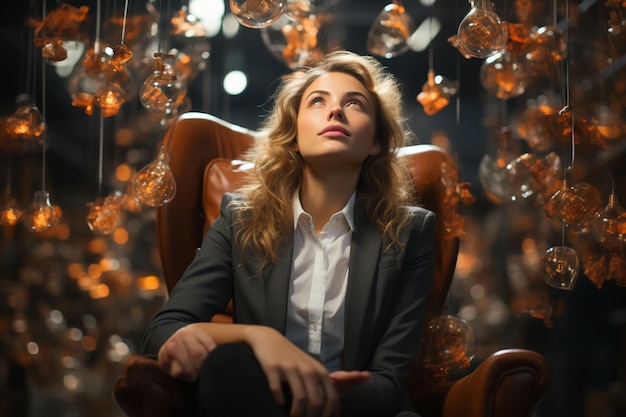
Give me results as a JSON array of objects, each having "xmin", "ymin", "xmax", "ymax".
[
  {"xmin": 121, "ymin": 0, "xmax": 130, "ymax": 44},
  {"xmin": 561, "ymin": 0, "xmax": 573, "ymax": 246},
  {"xmin": 428, "ymin": 0, "xmax": 434, "ymax": 73},
  {"xmin": 98, "ymin": 112, "xmax": 104, "ymax": 196},
  {"xmin": 41, "ymin": 0, "xmax": 47, "ymax": 192},
  {"xmin": 96, "ymin": 0, "xmax": 103, "ymax": 53},
  {"xmin": 4, "ymin": 158, "xmax": 12, "ymax": 197}
]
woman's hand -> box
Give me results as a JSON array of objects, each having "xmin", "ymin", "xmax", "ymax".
[
  {"xmin": 157, "ymin": 324, "xmax": 217, "ymax": 382},
  {"xmin": 329, "ymin": 370, "xmax": 371, "ymax": 397},
  {"xmin": 245, "ymin": 326, "xmax": 339, "ymax": 417}
]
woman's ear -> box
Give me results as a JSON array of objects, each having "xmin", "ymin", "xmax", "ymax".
[{"xmin": 292, "ymin": 138, "xmax": 299, "ymax": 152}]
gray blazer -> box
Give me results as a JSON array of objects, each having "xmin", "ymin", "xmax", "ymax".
[{"xmin": 142, "ymin": 193, "xmax": 435, "ymax": 416}]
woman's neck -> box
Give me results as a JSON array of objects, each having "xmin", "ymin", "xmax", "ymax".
[{"xmin": 299, "ymin": 166, "xmax": 359, "ymax": 234}]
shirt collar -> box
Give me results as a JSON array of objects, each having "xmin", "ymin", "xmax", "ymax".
[{"xmin": 292, "ymin": 190, "xmax": 356, "ymax": 232}]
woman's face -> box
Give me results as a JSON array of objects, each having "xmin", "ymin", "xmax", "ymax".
[{"xmin": 295, "ymin": 71, "xmax": 378, "ymax": 169}]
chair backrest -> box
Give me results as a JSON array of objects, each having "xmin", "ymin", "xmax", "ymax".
[{"xmin": 156, "ymin": 111, "xmax": 461, "ymax": 384}]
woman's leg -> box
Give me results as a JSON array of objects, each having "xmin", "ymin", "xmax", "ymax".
[{"xmin": 197, "ymin": 342, "xmax": 290, "ymax": 417}]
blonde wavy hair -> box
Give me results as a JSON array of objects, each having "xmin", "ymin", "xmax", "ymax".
[{"xmin": 233, "ymin": 50, "xmax": 415, "ymax": 265}]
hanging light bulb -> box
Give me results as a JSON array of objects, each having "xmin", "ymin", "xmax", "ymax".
[
  {"xmin": 480, "ymin": 48, "xmax": 529, "ymax": 99},
  {"xmin": 505, "ymin": 151, "xmax": 561, "ymax": 203},
  {"xmin": 367, "ymin": 0, "xmax": 416, "ymax": 59},
  {"xmin": 0, "ymin": 197, "xmax": 23, "ymax": 226},
  {"xmin": 541, "ymin": 246, "xmax": 579, "ymax": 290},
  {"xmin": 422, "ymin": 314, "xmax": 475, "ymax": 380},
  {"xmin": 139, "ymin": 52, "xmax": 187, "ymax": 115},
  {"xmin": 4, "ymin": 95, "xmax": 45, "ymax": 140},
  {"xmin": 95, "ymin": 82, "xmax": 127, "ymax": 117},
  {"xmin": 592, "ymin": 193, "xmax": 626, "ymax": 249},
  {"xmin": 229, "ymin": 0, "xmax": 286, "ymax": 29},
  {"xmin": 22, "ymin": 190, "xmax": 61, "ymax": 232},
  {"xmin": 457, "ymin": 0, "xmax": 507, "ymax": 59},
  {"xmin": 416, "ymin": 70, "xmax": 459, "ymax": 115},
  {"xmin": 525, "ymin": 25, "xmax": 567, "ymax": 78},
  {"xmin": 86, "ymin": 195, "xmax": 124, "ymax": 235},
  {"xmin": 478, "ymin": 127, "xmax": 517, "ymax": 204},
  {"xmin": 545, "ymin": 181, "xmax": 602, "ymax": 233},
  {"xmin": 280, "ymin": 16, "xmax": 325, "ymax": 69},
  {"xmin": 132, "ymin": 146, "xmax": 176, "ymax": 207}
]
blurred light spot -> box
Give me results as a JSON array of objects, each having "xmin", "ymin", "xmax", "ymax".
[
  {"xmin": 90, "ymin": 283, "xmax": 110, "ymax": 299},
  {"xmin": 137, "ymin": 275, "xmax": 161, "ymax": 290},
  {"xmin": 27, "ymin": 342, "xmax": 39, "ymax": 355},
  {"xmin": 408, "ymin": 17, "xmax": 441, "ymax": 52},
  {"xmin": 116, "ymin": 163, "xmax": 132, "ymax": 182},
  {"xmin": 222, "ymin": 13, "xmax": 240, "ymax": 38},
  {"xmin": 223, "ymin": 70, "xmax": 247, "ymax": 95},
  {"xmin": 189, "ymin": 0, "xmax": 225, "ymax": 37},
  {"xmin": 82, "ymin": 335, "xmax": 97, "ymax": 351},
  {"xmin": 470, "ymin": 284, "xmax": 485, "ymax": 300},
  {"xmin": 459, "ymin": 305, "xmax": 478, "ymax": 321},
  {"xmin": 113, "ymin": 228, "xmax": 129, "ymax": 245}
]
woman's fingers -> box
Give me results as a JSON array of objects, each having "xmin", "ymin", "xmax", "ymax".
[{"xmin": 158, "ymin": 324, "xmax": 217, "ymax": 382}]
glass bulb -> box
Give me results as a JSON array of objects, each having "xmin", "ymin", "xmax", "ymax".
[
  {"xmin": 170, "ymin": 6, "xmax": 208, "ymax": 38},
  {"xmin": 592, "ymin": 193, "xmax": 626, "ymax": 249},
  {"xmin": 479, "ymin": 150, "xmax": 515, "ymax": 204},
  {"xmin": 422, "ymin": 314, "xmax": 475, "ymax": 380},
  {"xmin": 416, "ymin": 70, "xmax": 459, "ymax": 115},
  {"xmin": 367, "ymin": 1, "xmax": 416, "ymax": 59},
  {"xmin": 0, "ymin": 197, "xmax": 23, "ymax": 226},
  {"xmin": 5, "ymin": 97, "xmax": 45, "ymax": 140},
  {"xmin": 111, "ymin": 43, "xmax": 134, "ymax": 72},
  {"xmin": 86, "ymin": 195, "xmax": 124, "ymax": 235},
  {"xmin": 132, "ymin": 146, "xmax": 177, "ymax": 207},
  {"xmin": 229, "ymin": 0, "xmax": 286, "ymax": 29},
  {"xmin": 480, "ymin": 49, "xmax": 528, "ymax": 99},
  {"xmin": 545, "ymin": 181, "xmax": 602, "ymax": 233},
  {"xmin": 525, "ymin": 25, "xmax": 567, "ymax": 78},
  {"xmin": 68, "ymin": 45, "xmax": 113, "ymax": 108},
  {"xmin": 541, "ymin": 246, "xmax": 579, "ymax": 290},
  {"xmin": 285, "ymin": 0, "xmax": 324, "ymax": 20},
  {"xmin": 139, "ymin": 53, "xmax": 187, "ymax": 115},
  {"xmin": 22, "ymin": 190, "xmax": 61, "ymax": 232},
  {"xmin": 505, "ymin": 152, "xmax": 561, "ymax": 202},
  {"xmin": 280, "ymin": 16, "xmax": 324, "ymax": 69},
  {"xmin": 457, "ymin": 0, "xmax": 507, "ymax": 59},
  {"xmin": 95, "ymin": 82, "xmax": 127, "ymax": 117}
]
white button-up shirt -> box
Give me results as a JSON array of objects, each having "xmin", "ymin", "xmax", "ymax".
[{"xmin": 284, "ymin": 192, "xmax": 355, "ymax": 372}]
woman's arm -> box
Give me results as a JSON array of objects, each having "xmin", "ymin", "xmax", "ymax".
[{"xmin": 140, "ymin": 195, "xmax": 238, "ymax": 357}]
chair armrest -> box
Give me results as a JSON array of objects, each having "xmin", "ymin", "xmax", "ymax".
[
  {"xmin": 442, "ymin": 348, "xmax": 550, "ymax": 417},
  {"xmin": 114, "ymin": 355, "xmax": 197, "ymax": 417}
]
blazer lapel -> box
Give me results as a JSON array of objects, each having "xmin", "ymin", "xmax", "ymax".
[
  {"xmin": 262, "ymin": 238, "xmax": 293, "ymax": 333},
  {"xmin": 343, "ymin": 204, "xmax": 382, "ymax": 370}
]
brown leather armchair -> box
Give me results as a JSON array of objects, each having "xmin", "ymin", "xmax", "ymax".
[{"xmin": 114, "ymin": 112, "xmax": 550, "ymax": 417}]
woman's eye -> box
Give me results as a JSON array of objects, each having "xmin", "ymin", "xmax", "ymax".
[
  {"xmin": 346, "ymin": 99, "xmax": 363, "ymax": 108},
  {"xmin": 310, "ymin": 97, "xmax": 324, "ymax": 105}
]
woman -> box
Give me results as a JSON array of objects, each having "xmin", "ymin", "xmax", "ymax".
[{"xmin": 142, "ymin": 50, "xmax": 435, "ymax": 417}]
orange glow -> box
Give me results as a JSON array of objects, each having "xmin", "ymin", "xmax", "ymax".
[
  {"xmin": 137, "ymin": 275, "xmax": 161, "ymax": 290},
  {"xmin": 87, "ymin": 263, "xmax": 102, "ymax": 279},
  {"xmin": 90, "ymin": 283, "xmax": 110, "ymax": 299},
  {"xmin": 88, "ymin": 237, "xmax": 108, "ymax": 254},
  {"xmin": 67, "ymin": 263, "xmax": 84, "ymax": 279},
  {"xmin": 81, "ymin": 335, "xmax": 97, "ymax": 351},
  {"xmin": 116, "ymin": 163, "xmax": 132, "ymax": 182},
  {"xmin": 113, "ymin": 227, "xmax": 129, "ymax": 245}
]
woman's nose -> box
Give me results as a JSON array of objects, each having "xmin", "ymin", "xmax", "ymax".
[{"xmin": 327, "ymin": 105, "xmax": 344, "ymax": 121}]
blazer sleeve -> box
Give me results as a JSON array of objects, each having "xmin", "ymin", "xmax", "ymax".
[
  {"xmin": 140, "ymin": 194, "xmax": 238, "ymax": 357},
  {"xmin": 341, "ymin": 208, "xmax": 436, "ymax": 416}
]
